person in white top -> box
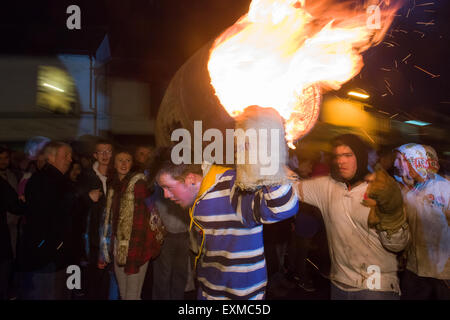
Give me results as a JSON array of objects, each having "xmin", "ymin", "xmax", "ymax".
[
  {"xmin": 295, "ymin": 134, "xmax": 410, "ymax": 299},
  {"xmin": 394, "ymin": 143, "xmax": 450, "ymax": 300}
]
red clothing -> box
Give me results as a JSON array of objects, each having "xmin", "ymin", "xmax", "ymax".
[{"xmin": 110, "ymin": 176, "xmax": 160, "ymax": 275}]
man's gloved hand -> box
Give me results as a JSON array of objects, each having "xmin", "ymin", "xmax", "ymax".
[{"xmin": 362, "ymin": 166, "xmax": 406, "ymax": 234}]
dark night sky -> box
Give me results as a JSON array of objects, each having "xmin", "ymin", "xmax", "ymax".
[{"xmin": 0, "ymin": 0, "xmax": 449, "ymax": 125}]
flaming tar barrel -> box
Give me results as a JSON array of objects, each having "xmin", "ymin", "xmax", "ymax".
[
  {"xmin": 155, "ymin": 42, "xmax": 234, "ymax": 153},
  {"xmin": 156, "ymin": 41, "xmax": 321, "ymax": 163}
]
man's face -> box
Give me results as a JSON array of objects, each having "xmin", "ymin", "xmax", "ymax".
[
  {"xmin": 394, "ymin": 151, "xmax": 411, "ymax": 178},
  {"xmin": 48, "ymin": 146, "xmax": 72, "ymax": 174},
  {"xmin": 157, "ymin": 173, "xmax": 197, "ymax": 208},
  {"xmin": 334, "ymin": 145, "xmax": 357, "ymax": 180},
  {"xmin": 134, "ymin": 147, "xmax": 152, "ymax": 166},
  {"xmin": 0, "ymin": 152, "xmax": 10, "ymax": 170},
  {"xmin": 298, "ymin": 160, "xmax": 313, "ymax": 179},
  {"xmin": 94, "ymin": 144, "xmax": 113, "ymax": 166}
]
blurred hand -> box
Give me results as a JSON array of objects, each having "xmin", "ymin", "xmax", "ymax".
[{"xmin": 89, "ymin": 189, "xmax": 102, "ymax": 202}]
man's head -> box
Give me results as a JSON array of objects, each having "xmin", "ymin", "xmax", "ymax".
[
  {"xmin": 0, "ymin": 146, "xmax": 11, "ymax": 171},
  {"xmin": 134, "ymin": 145, "xmax": 154, "ymax": 167},
  {"xmin": 44, "ymin": 141, "xmax": 73, "ymax": 174},
  {"xmin": 331, "ymin": 134, "xmax": 369, "ymax": 184},
  {"xmin": 395, "ymin": 143, "xmax": 439, "ymax": 183},
  {"xmin": 377, "ymin": 146, "xmax": 394, "ymax": 171},
  {"xmin": 24, "ymin": 136, "xmax": 50, "ymax": 161},
  {"xmin": 156, "ymin": 161, "xmax": 203, "ymax": 208},
  {"xmin": 93, "ymin": 140, "xmax": 113, "ymax": 167},
  {"xmin": 393, "ymin": 150, "xmax": 414, "ymax": 184},
  {"xmin": 297, "ymin": 157, "xmax": 313, "ymax": 179}
]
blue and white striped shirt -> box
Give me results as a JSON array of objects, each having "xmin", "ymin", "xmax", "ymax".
[{"xmin": 192, "ymin": 169, "xmax": 298, "ymax": 300}]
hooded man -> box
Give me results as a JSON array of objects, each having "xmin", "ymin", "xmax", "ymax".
[
  {"xmin": 394, "ymin": 143, "xmax": 450, "ymax": 300},
  {"xmin": 295, "ymin": 134, "xmax": 410, "ymax": 300}
]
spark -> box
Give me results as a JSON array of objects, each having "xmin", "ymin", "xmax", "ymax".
[
  {"xmin": 386, "ymin": 85, "xmax": 394, "ymax": 96},
  {"xmin": 384, "ymin": 79, "xmax": 392, "ymax": 88},
  {"xmin": 406, "ymin": 8, "xmax": 411, "ymax": 18},
  {"xmin": 395, "ymin": 60, "xmax": 398, "ymax": 68},
  {"xmin": 402, "ymin": 53, "xmax": 412, "ymax": 63},
  {"xmin": 413, "ymin": 30, "xmax": 426, "ymax": 38},
  {"xmin": 389, "ymin": 113, "xmax": 399, "ymax": 119},
  {"xmin": 413, "ymin": 65, "xmax": 440, "ymax": 78},
  {"xmin": 382, "ymin": 93, "xmax": 388, "ymax": 97},
  {"xmin": 382, "ymin": 41, "xmax": 399, "ymax": 47},
  {"xmin": 381, "ymin": 68, "xmax": 392, "ymax": 72},
  {"xmin": 416, "ymin": 21, "xmax": 435, "ymax": 26},
  {"xmin": 306, "ymin": 259, "xmax": 320, "ymax": 271},
  {"xmin": 416, "ymin": 2, "xmax": 434, "ymax": 6},
  {"xmin": 360, "ymin": 128, "xmax": 375, "ymax": 144}
]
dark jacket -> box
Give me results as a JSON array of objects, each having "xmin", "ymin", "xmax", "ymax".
[
  {"xmin": 18, "ymin": 164, "xmax": 76, "ymax": 272},
  {"xmin": 77, "ymin": 166, "xmax": 107, "ymax": 264},
  {"xmin": 0, "ymin": 178, "xmax": 25, "ymax": 263}
]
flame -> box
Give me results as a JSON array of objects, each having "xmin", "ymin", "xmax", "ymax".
[{"xmin": 208, "ymin": 0, "xmax": 401, "ymax": 147}]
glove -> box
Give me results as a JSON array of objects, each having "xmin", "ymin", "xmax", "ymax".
[{"xmin": 363, "ymin": 166, "xmax": 406, "ymax": 235}]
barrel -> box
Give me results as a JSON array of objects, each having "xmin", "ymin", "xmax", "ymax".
[{"xmin": 155, "ymin": 41, "xmax": 234, "ymax": 151}]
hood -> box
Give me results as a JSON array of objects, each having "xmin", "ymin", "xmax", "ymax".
[
  {"xmin": 331, "ymin": 134, "xmax": 369, "ymax": 186},
  {"xmin": 396, "ymin": 143, "xmax": 439, "ymax": 180}
]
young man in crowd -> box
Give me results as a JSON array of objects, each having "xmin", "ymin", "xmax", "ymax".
[
  {"xmin": 156, "ymin": 157, "xmax": 299, "ymax": 299},
  {"xmin": 133, "ymin": 145, "xmax": 154, "ymax": 175},
  {"xmin": 77, "ymin": 139, "xmax": 118, "ymax": 299},
  {"xmin": 394, "ymin": 143, "xmax": 449, "ymax": 300},
  {"xmin": 295, "ymin": 134, "xmax": 410, "ymax": 299}
]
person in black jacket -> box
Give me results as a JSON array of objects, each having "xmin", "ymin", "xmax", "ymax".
[
  {"xmin": 18, "ymin": 141, "xmax": 75, "ymax": 300},
  {"xmin": 0, "ymin": 177, "xmax": 25, "ymax": 300},
  {"xmin": 76, "ymin": 139, "xmax": 118, "ymax": 299}
]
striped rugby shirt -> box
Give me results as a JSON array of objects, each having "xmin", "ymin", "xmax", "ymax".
[{"xmin": 192, "ymin": 167, "xmax": 299, "ymax": 300}]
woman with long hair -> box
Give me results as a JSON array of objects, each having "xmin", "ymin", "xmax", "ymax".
[{"xmin": 100, "ymin": 149, "xmax": 163, "ymax": 300}]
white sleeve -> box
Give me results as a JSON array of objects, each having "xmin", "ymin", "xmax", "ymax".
[
  {"xmin": 295, "ymin": 177, "xmax": 327, "ymax": 210},
  {"xmin": 378, "ymin": 226, "xmax": 410, "ymax": 253}
]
